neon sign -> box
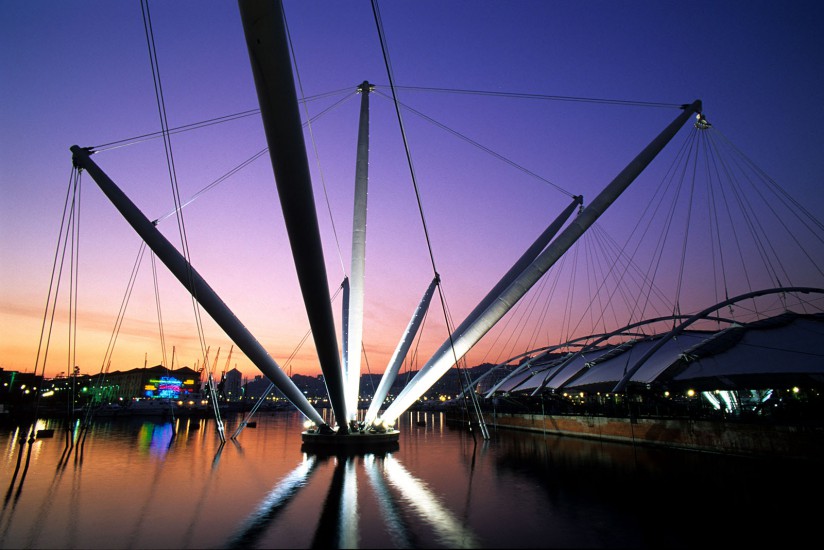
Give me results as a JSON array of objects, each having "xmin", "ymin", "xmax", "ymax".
[{"xmin": 147, "ymin": 376, "xmax": 182, "ymax": 399}]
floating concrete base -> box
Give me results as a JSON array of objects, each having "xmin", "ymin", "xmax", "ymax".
[{"xmin": 301, "ymin": 429, "xmax": 400, "ymax": 454}]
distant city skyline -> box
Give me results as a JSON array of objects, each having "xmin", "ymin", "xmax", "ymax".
[{"xmin": 2, "ymin": 1, "xmax": 823, "ymax": 380}]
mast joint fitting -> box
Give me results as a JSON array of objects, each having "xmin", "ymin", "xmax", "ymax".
[
  {"xmin": 70, "ymin": 146, "xmax": 95, "ymax": 170},
  {"xmin": 356, "ymin": 80, "xmax": 375, "ymax": 94},
  {"xmin": 694, "ymin": 113, "xmax": 711, "ymax": 130}
]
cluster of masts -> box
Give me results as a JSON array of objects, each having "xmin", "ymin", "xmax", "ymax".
[{"xmin": 71, "ymin": 0, "xmax": 703, "ymax": 442}]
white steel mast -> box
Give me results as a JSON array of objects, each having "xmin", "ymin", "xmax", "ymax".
[
  {"xmin": 69, "ymin": 145, "xmax": 327, "ymax": 428},
  {"xmin": 238, "ymin": 0, "xmax": 349, "ymax": 432},
  {"xmin": 363, "ymin": 276, "xmax": 439, "ymax": 427},
  {"xmin": 379, "ymin": 101, "xmax": 703, "ymax": 425},
  {"xmin": 344, "ymin": 81, "xmax": 373, "ymax": 422}
]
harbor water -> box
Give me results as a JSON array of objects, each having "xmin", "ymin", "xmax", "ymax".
[{"xmin": 1, "ymin": 410, "xmax": 819, "ymax": 548}]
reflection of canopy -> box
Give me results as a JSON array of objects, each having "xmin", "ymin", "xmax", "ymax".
[{"xmin": 486, "ymin": 312, "xmax": 824, "ymax": 394}]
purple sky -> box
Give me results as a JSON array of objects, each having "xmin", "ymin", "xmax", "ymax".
[{"xmin": 2, "ymin": 1, "xmax": 823, "ymax": 380}]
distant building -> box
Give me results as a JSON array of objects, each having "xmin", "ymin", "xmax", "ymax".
[
  {"xmin": 89, "ymin": 365, "xmax": 201, "ymax": 403},
  {"xmin": 223, "ymin": 368, "xmax": 243, "ymax": 400},
  {"xmin": 1, "ymin": 369, "xmax": 44, "ymax": 412},
  {"xmin": 243, "ymin": 375, "xmax": 272, "ymax": 399}
]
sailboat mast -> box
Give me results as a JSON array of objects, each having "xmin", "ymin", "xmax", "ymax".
[
  {"xmin": 238, "ymin": 0, "xmax": 349, "ymax": 432},
  {"xmin": 380, "ymin": 100, "xmax": 703, "ymax": 425}
]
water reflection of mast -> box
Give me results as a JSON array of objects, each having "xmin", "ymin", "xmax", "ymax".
[
  {"xmin": 0, "ymin": 428, "xmax": 35, "ymax": 541},
  {"xmin": 23, "ymin": 430, "xmax": 87, "ymax": 547},
  {"xmin": 181, "ymin": 432, "xmax": 230, "ymax": 548},
  {"xmin": 226, "ymin": 456, "xmax": 318, "ymax": 548},
  {"xmin": 363, "ymin": 453, "xmax": 415, "ymax": 548},
  {"xmin": 125, "ymin": 423, "xmax": 176, "ymax": 547},
  {"xmin": 311, "ymin": 456, "xmax": 359, "ymax": 548},
  {"xmin": 2, "ymin": 429, "xmax": 29, "ymax": 507},
  {"xmin": 55, "ymin": 420, "xmax": 78, "ymax": 472},
  {"xmin": 461, "ymin": 439, "xmax": 488, "ymax": 537},
  {"xmin": 382, "ymin": 455, "xmax": 479, "ymax": 548}
]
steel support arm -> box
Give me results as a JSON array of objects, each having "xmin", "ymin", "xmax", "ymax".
[
  {"xmin": 363, "ymin": 275, "xmax": 439, "ymax": 426},
  {"xmin": 70, "ymin": 145, "xmax": 325, "ymax": 427},
  {"xmin": 238, "ymin": 0, "xmax": 348, "ymax": 431},
  {"xmin": 380, "ymin": 101, "xmax": 702, "ymax": 424}
]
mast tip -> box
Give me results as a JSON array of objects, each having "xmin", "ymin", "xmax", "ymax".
[{"xmin": 357, "ymin": 81, "xmax": 375, "ymax": 93}]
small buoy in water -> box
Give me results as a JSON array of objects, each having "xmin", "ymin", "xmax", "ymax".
[
  {"xmin": 37, "ymin": 429, "xmax": 55, "ymax": 438},
  {"xmin": 247, "ymin": 421, "xmax": 257, "ymax": 428}
]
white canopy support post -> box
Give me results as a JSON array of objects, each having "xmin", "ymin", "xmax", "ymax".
[
  {"xmin": 363, "ymin": 275, "xmax": 439, "ymax": 427},
  {"xmin": 379, "ymin": 101, "xmax": 703, "ymax": 425},
  {"xmin": 70, "ymin": 145, "xmax": 326, "ymax": 428},
  {"xmin": 344, "ymin": 81, "xmax": 373, "ymax": 422},
  {"xmin": 238, "ymin": 0, "xmax": 348, "ymax": 432}
]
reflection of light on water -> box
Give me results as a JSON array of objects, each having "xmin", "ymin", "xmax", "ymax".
[
  {"xmin": 136, "ymin": 423, "xmax": 174, "ymax": 458},
  {"xmin": 3, "ymin": 426, "xmax": 22, "ymax": 461},
  {"xmin": 339, "ymin": 457, "xmax": 358, "ymax": 549},
  {"xmin": 363, "ymin": 453, "xmax": 412, "ymax": 548},
  {"xmin": 382, "ymin": 454, "xmax": 479, "ymax": 548},
  {"xmin": 225, "ymin": 455, "xmax": 317, "ymax": 548},
  {"xmin": 257, "ymin": 455, "xmax": 316, "ymax": 514}
]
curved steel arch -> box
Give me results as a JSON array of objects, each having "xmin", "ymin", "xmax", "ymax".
[
  {"xmin": 480, "ymin": 313, "xmax": 738, "ymax": 397},
  {"xmin": 481, "ymin": 333, "xmax": 617, "ymax": 398},
  {"xmin": 529, "ymin": 313, "xmax": 739, "ymax": 395},
  {"xmin": 611, "ymin": 287, "xmax": 824, "ymax": 392}
]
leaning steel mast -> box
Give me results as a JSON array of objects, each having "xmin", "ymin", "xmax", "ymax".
[
  {"xmin": 69, "ymin": 145, "xmax": 327, "ymax": 428},
  {"xmin": 380, "ymin": 101, "xmax": 703, "ymax": 425},
  {"xmin": 238, "ymin": 0, "xmax": 349, "ymax": 432},
  {"xmin": 363, "ymin": 276, "xmax": 439, "ymax": 427}
]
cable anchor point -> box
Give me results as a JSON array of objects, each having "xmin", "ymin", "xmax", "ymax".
[
  {"xmin": 356, "ymin": 80, "xmax": 375, "ymax": 94},
  {"xmin": 573, "ymin": 195, "xmax": 584, "ymax": 214},
  {"xmin": 70, "ymin": 145, "xmax": 95, "ymax": 170},
  {"xmin": 694, "ymin": 113, "xmax": 711, "ymax": 130}
]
